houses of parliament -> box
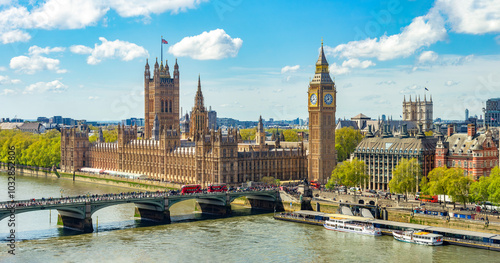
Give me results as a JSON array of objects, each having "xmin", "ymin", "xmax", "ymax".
[{"xmin": 60, "ymin": 44, "xmax": 337, "ymax": 186}]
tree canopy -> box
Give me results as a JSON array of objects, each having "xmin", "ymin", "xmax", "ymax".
[
  {"xmin": 470, "ymin": 166, "xmax": 500, "ymax": 204},
  {"xmin": 421, "ymin": 166, "xmax": 474, "ymax": 208},
  {"xmin": 0, "ymin": 129, "xmax": 61, "ymax": 168},
  {"xmin": 326, "ymin": 158, "xmax": 367, "ymax": 190},
  {"xmin": 335, "ymin": 127, "xmax": 364, "ymax": 162},
  {"xmin": 388, "ymin": 158, "xmax": 422, "ymax": 196}
]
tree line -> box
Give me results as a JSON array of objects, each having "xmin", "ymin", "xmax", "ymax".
[{"xmin": 327, "ymin": 157, "xmax": 500, "ymax": 208}]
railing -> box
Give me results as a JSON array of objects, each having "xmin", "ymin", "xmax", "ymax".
[{"xmin": 0, "ymin": 189, "xmax": 278, "ymax": 210}]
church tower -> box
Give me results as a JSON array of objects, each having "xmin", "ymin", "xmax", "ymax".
[
  {"xmin": 144, "ymin": 57, "xmax": 180, "ymax": 139},
  {"xmin": 189, "ymin": 75, "xmax": 208, "ymax": 140},
  {"xmin": 256, "ymin": 115, "xmax": 265, "ymax": 146},
  {"xmin": 308, "ymin": 41, "xmax": 337, "ymax": 184}
]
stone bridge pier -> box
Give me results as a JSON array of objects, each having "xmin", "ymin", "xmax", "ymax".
[
  {"xmin": 134, "ymin": 199, "xmax": 171, "ymax": 224},
  {"xmin": 57, "ymin": 203, "xmax": 93, "ymax": 233}
]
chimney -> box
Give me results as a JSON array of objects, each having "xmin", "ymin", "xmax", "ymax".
[
  {"xmin": 447, "ymin": 124, "xmax": 454, "ymax": 137},
  {"xmin": 467, "ymin": 123, "xmax": 476, "ymax": 139}
]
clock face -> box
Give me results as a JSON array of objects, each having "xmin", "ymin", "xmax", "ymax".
[
  {"xmin": 310, "ymin": 93, "xmax": 317, "ymax": 105},
  {"xmin": 324, "ymin": 94, "xmax": 333, "ymax": 105}
]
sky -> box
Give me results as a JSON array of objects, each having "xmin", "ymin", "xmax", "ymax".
[{"xmin": 0, "ymin": 0, "xmax": 500, "ymax": 122}]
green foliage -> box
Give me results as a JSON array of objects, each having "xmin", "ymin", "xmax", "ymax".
[
  {"xmin": 423, "ymin": 166, "xmax": 475, "ymax": 208},
  {"xmin": 0, "ymin": 129, "xmax": 61, "ymax": 168},
  {"xmin": 470, "ymin": 166, "xmax": 500, "ymax": 204},
  {"xmin": 446, "ymin": 168, "xmax": 472, "ymax": 208},
  {"xmin": 260, "ymin": 176, "xmax": 279, "ymax": 185},
  {"xmin": 239, "ymin": 128, "xmax": 256, "ymax": 141},
  {"xmin": 335, "ymin": 127, "xmax": 364, "ymax": 162},
  {"xmin": 282, "ymin": 129, "xmax": 299, "ymax": 142},
  {"xmin": 89, "ymin": 134, "xmax": 97, "ymax": 143},
  {"xmin": 326, "ymin": 158, "xmax": 367, "ymax": 190},
  {"xmin": 103, "ymin": 127, "xmax": 117, "ymax": 143},
  {"xmin": 424, "ymin": 130, "xmax": 433, "ymax": 136},
  {"xmin": 88, "ymin": 125, "xmax": 98, "ymax": 131},
  {"xmin": 389, "ymin": 158, "xmax": 422, "ymax": 195}
]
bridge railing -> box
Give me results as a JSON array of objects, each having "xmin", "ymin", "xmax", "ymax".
[{"xmin": 0, "ymin": 189, "xmax": 279, "ymax": 210}]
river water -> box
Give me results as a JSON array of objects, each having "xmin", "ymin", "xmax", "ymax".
[{"xmin": 0, "ymin": 173, "xmax": 498, "ymax": 262}]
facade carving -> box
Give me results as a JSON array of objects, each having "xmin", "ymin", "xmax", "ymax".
[{"xmin": 61, "ymin": 58, "xmax": 308, "ymax": 186}]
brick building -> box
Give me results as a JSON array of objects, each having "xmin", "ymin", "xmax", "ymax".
[{"xmin": 435, "ymin": 123, "xmax": 498, "ymax": 179}]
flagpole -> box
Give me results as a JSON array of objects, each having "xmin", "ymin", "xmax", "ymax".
[{"xmin": 161, "ymin": 35, "xmax": 163, "ymax": 63}]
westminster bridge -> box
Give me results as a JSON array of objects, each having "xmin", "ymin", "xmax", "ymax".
[{"xmin": 0, "ymin": 190, "xmax": 283, "ymax": 233}]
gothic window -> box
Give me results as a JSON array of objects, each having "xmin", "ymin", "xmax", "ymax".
[{"xmin": 161, "ymin": 100, "xmax": 164, "ymax": 112}]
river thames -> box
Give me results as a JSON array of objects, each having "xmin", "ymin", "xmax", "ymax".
[{"xmin": 0, "ymin": 173, "xmax": 499, "ymax": 262}]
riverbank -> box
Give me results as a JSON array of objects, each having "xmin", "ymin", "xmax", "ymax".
[{"xmin": 0, "ymin": 164, "xmax": 177, "ymax": 191}]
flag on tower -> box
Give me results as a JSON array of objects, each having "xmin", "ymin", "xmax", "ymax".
[
  {"xmin": 162, "ymin": 39, "xmax": 168, "ymax": 44},
  {"xmin": 425, "ymin": 87, "xmax": 429, "ymax": 91}
]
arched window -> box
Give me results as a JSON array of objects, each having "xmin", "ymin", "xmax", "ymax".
[
  {"xmin": 161, "ymin": 100, "xmax": 164, "ymax": 112},
  {"xmin": 169, "ymin": 100, "xmax": 172, "ymax": 113}
]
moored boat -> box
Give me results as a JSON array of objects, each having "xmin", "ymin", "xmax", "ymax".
[
  {"xmin": 393, "ymin": 230, "xmax": 443, "ymax": 246},
  {"xmin": 323, "ymin": 217, "xmax": 382, "ymax": 236}
]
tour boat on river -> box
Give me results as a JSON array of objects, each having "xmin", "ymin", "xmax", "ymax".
[
  {"xmin": 323, "ymin": 217, "xmax": 382, "ymax": 236},
  {"xmin": 392, "ymin": 230, "xmax": 443, "ymax": 246}
]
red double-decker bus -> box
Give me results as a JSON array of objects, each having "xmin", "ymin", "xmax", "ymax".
[
  {"xmin": 207, "ymin": 184, "xmax": 228, "ymax": 193},
  {"xmin": 310, "ymin": 180, "xmax": 321, "ymax": 189},
  {"xmin": 181, "ymin": 184, "xmax": 202, "ymax": 195},
  {"xmin": 419, "ymin": 195, "xmax": 438, "ymax": 203}
]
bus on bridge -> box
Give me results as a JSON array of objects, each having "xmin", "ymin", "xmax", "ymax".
[
  {"xmin": 181, "ymin": 184, "xmax": 202, "ymax": 195},
  {"xmin": 207, "ymin": 184, "xmax": 227, "ymax": 193}
]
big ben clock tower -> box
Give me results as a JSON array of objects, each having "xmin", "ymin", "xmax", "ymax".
[{"xmin": 308, "ymin": 41, "xmax": 337, "ymax": 184}]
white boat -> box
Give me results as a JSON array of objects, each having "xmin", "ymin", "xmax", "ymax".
[
  {"xmin": 323, "ymin": 217, "xmax": 382, "ymax": 236},
  {"xmin": 393, "ymin": 230, "xmax": 443, "ymax": 246}
]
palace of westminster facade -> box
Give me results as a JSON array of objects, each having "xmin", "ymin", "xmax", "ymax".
[{"xmin": 60, "ymin": 44, "xmax": 338, "ymax": 186}]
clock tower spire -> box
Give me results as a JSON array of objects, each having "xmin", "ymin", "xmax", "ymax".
[{"xmin": 308, "ymin": 41, "xmax": 337, "ymax": 184}]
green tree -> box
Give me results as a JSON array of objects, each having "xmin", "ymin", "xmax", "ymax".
[
  {"xmin": 239, "ymin": 128, "xmax": 256, "ymax": 141},
  {"xmin": 389, "ymin": 158, "xmax": 422, "ymax": 196},
  {"xmin": 260, "ymin": 176, "xmax": 279, "ymax": 186},
  {"xmin": 446, "ymin": 168, "xmax": 472, "ymax": 208},
  {"xmin": 326, "ymin": 158, "xmax": 367, "ymax": 192},
  {"xmin": 103, "ymin": 127, "xmax": 118, "ymax": 143},
  {"xmin": 487, "ymin": 167, "xmax": 500, "ymax": 203},
  {"xmin": 424, "ymin": 167, "xmax": 450, "ymax": 196},
  {"xmin": 282, "ymin": 129, "xmax": 299, "ymax": 142},
  {"xmin": 470, "ymin": 175, "xmax": 492, "ymax": 204},
  {"xmin": 335, "ymin": 127, "xmax": 364, "ymax": 162}
]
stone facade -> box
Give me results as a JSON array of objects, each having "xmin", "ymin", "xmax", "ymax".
[
  {"xmin": 435, "ymin": 124, "xmax": 499, "ymax": 179},
  {"xmin": 352, "ymin": 124, "xmax": 437, "ymax": 191},
  {"xmin": 61, "ymin": 58, "xmax": 308, "ymax": 186},
  {"xmin": 402, "ymin": 95, "xmax": 433, "ymax": 131},
  {"xmin": 308, "ymin": 42, "xmax": 337, "ymax": 184}
]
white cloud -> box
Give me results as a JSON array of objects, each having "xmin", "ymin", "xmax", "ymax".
[
  {"xmin": 28, "ymin": 45, "xmax": 65, "ymax": 55},
  {"xmin": 327, "ymin": 8, "xmax": 446, "ymax": 61},
  {"xmin": 168, "ymin": 29, "xmax": 243, "ymax": 60},
  {"xmin": 23, "ymin": 80, "xmax": 67, "ymax": 94},
  {"xmin": 0, "ymin": 29, "xmax": 30, "ymax": 44},
  {"xmin": 281, "ymin": 65, "xmax": 300, "ymax": 74},
  {"xmin": 70, "ymin": 45, "xmax": 93, "ymax": 54},
  {"xmin": 88, "ymin": 96, "xmax": 99, "ymax": 100},
  {"xmin": 329, "ymin": 59, "xmax": 375, "ymax": 75},
  {"xmin": 10, "ymin": 52, "xmax": 65, "ymax": 75},
  {"xmin": 445, "ymin": 80, "xmax": 460, "ymax": 86},
  {"xmin": 0, "ymin": 75, "xmax": 20, "ymax": 85},
  {"xmin": 418, "ymin": 51, "xmax": 438, "ymax": 64},
  {"xmin": 0, "ymin": 66, "xmax": 6, "ymax": 71},
  {"xmin": 107, "ymin": 0, "xmax": 208, "ymax": 17},
  {"xmin": 0, "ymin": 88, "xmax": 16, "ymax": 95},
  {"xmin": 0, "ymin": 0, "xmax": 208, "ymax": 44},
  {"xmin": 437, "ymin": 0, "xmax": 500, "ymax": 34},
  {"xmin": 71, "ymin": 37, "xmax": 148, "ymax": 64}
]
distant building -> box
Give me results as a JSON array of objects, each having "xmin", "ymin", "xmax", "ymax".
[
  {"xmin": 208, "ymin": 106, "xmax": 217, "ymax": 130},
  {"xmin": 465, "ymin": 109, "xmax": 469, "ymax": 121},
  {"xmin": 485, "ymin": 98, "xmax": 500, "ymax": 127},
  {"xmin": 435, "ymin": 123, "xmax": 498, "ymax": 179},
  {"xmin": 37, "ymin": 117, "xmax": 50, "ymax": 123},
  {"xmin": 18, "ymin": 122, "xmax": 46, "ymax": 134},
  {"xmin": 62, "ymin": 118, "xmax": 75, "ymax": 126},
  {"xmin": 402, "ymin": 95, "xmax": 433, "ymax": 131},
  {"xmin": 51, "ymin": 116, "xmax": 63, "ymax": 124},
  {"xmin": 0, "ymin": 123, "xmax": 20, "ymax": 130},
  {"xmin": 336, "ymin": 113, "xmax": 418, "ymax": 137},
  {"xmin": 353, "ymin": 124, "xmax": 438, "ymax": 191}
]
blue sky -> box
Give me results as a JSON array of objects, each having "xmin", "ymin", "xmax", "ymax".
[{"xmin": 1, "ymin": 0, "xmax": 500, "ymax": 122}]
